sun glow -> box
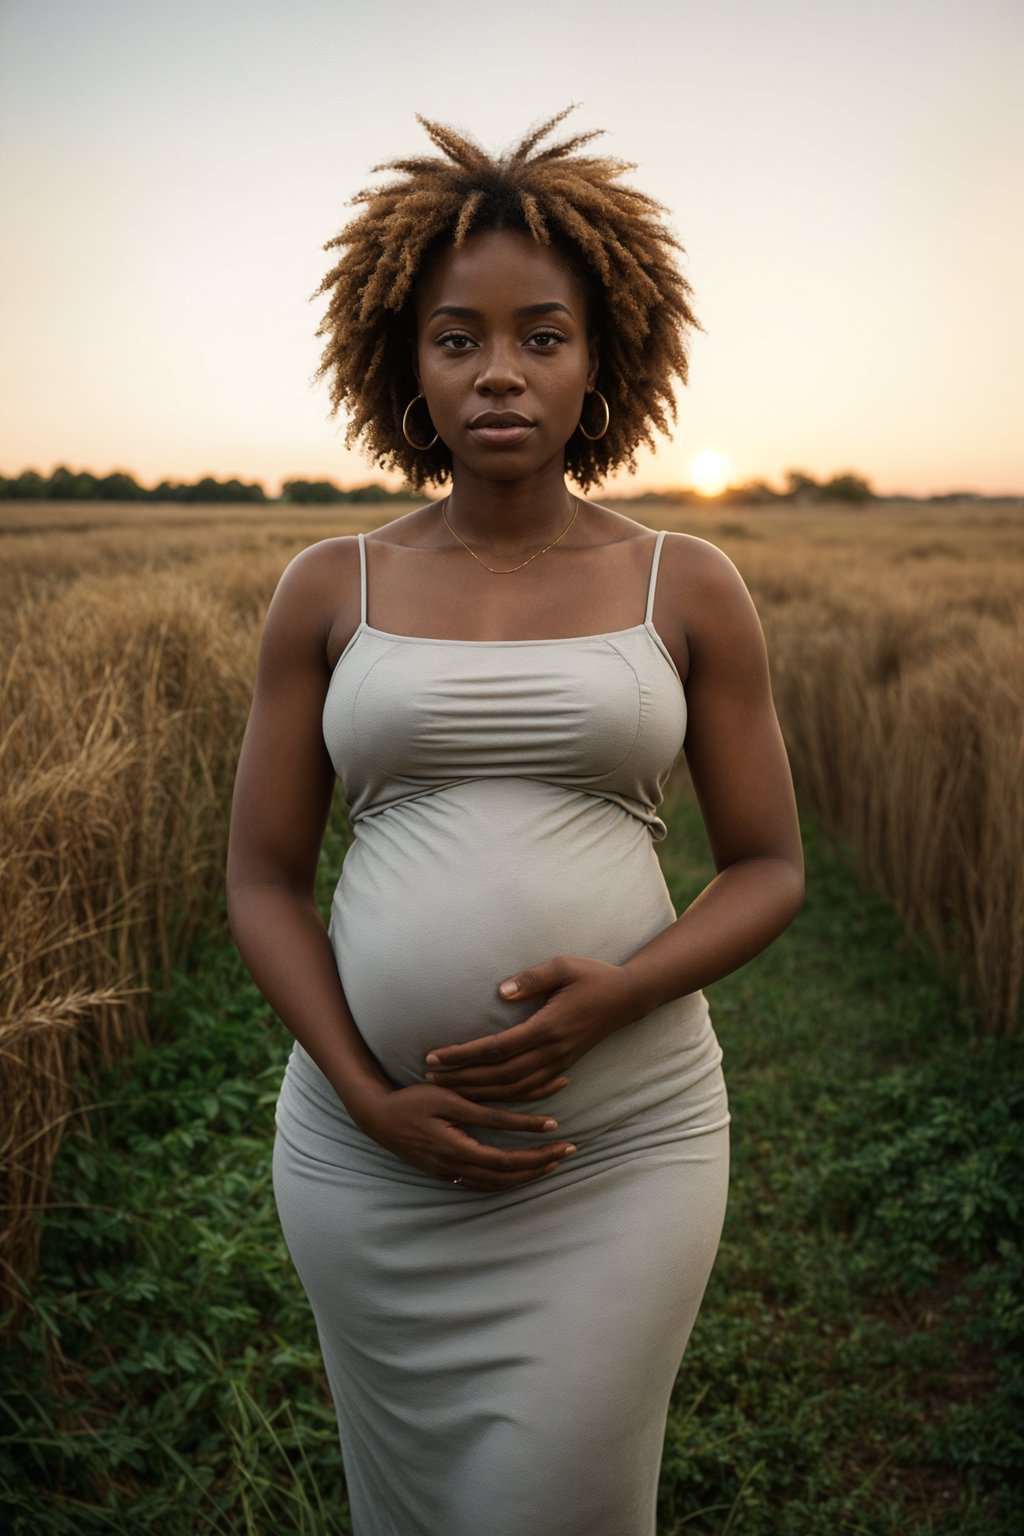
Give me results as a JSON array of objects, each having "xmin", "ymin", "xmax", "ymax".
[{"xmin": 689, "ymin": 450, "xmax": 732, "ymax": 497}]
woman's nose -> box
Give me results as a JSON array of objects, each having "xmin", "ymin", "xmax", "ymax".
[{"xmin": 475, "ymin": 341, "xmax": 525, "ymax": 394}]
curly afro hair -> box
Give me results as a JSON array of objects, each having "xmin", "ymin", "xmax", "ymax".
[{"xmin": 311, "ymin": 105, "xmax": 702, "ymax": 492}]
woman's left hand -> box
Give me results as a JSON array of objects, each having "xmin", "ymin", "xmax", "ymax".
[{"xmin": 423, "ymin": 956, "xmax": 644, "ymax": 1102}]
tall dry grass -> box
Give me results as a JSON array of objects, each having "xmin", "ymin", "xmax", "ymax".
[
  {"xmin": 1, "ymin": 572, "xmax": 254, "ymax": 1315},
  {"xmin": 1, "ymin": 496, "xmax": 1021, "ymax": 1316},
  {"xmin": 649, "ymin": 500, "xmax": 1024, "ymax": 1036},
  {"xmin": 765, "ymin": 575, "xmax": 1022, "ymax": 1032}
]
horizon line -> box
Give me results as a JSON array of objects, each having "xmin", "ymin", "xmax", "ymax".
[{"xmin": 2, "ymin": 462, "xmax": 1022, "ymax": 502}]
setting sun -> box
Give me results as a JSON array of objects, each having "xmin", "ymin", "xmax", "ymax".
[{"xmin": 689, "ymin": 450, "xmax": 732, "ymax": 497}]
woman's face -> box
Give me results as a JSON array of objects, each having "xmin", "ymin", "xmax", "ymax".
[{"xmin": 412, "ymin": 227, "xmax": 599, "ymax": 483}]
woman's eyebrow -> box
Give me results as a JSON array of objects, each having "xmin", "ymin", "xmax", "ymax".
[{"xmin": 426, "ymin": 301, "xmax": 574, "ymax": 321}]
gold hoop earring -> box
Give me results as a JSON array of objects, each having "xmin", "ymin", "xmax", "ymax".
[
  {"xmin": 577, "ymin": 389, "xmax": 609, "ymax": 441},
  {"xmin": 402, "ymin": 394, "xmax": 438, "ymax": 451}
]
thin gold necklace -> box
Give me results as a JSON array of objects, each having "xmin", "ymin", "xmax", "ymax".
[{"xmin": 440, "ymin": 493, "xmax": 581, "ymax": 575}]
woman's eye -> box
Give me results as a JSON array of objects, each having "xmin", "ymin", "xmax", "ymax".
[
  {"xmin": 528, "ymin": 330, "xmax": 567, "ymax": 349},
  {"xmin": 437, "ymin": 332, "xmax": 475, "ymax": 351}
]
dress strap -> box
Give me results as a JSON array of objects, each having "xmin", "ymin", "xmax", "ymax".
[
  {"xmin": 644, "ymin": 530, "xmax": 667, "ymax": 625},
  {"xmin": 356, "ymin": 531, "xmax": 367, "ymax": 626}
]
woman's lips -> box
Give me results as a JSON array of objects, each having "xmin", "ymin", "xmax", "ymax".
[{"xmin": 468, "ymin": 424, "xmax": 535, "ymax": 445}]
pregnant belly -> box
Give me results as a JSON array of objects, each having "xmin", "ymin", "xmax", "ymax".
[{"xmin": 329, "ymin": 780, "xmax": 678, "ymax": 1088}]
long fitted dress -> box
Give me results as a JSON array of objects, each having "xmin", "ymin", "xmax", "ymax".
[{"xmin": 272, "ymin": 528, "xmax": 730, "ymax": 1536}]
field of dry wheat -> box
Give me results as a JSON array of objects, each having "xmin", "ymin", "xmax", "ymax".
[{"xmin": 1, "ymin": 494, "xmax": 1021, "ymax": 1315}]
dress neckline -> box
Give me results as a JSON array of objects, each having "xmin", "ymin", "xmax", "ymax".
[
  {"xmin": 329, "ymin": 616, "xmax": 685, "ymax": 690},
  {"xmin": 358, "ymin": 619, "xmax": 652, "ymax": 647}
]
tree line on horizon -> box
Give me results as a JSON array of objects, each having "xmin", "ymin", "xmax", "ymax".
[
  {"xmin": 0, "ymin": 466, "xmax": 405, "ymax": 505},
  {"xmin": 0, "ymin": 464, "xmax": 994, "ymax": 506}
]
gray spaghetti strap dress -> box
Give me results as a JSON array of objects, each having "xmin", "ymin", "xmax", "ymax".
[{"xmin": 272, "ymin": 529, "xmax": 730, "ymax": 1536}]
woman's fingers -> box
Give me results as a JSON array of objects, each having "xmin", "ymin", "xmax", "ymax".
[
  {"xmin": 443, "ymin": 1132, "xmax": 577, "ymax": 1191},
  {"xmin": 497, "ymin": 957, "xmax": 572, "ymax": 1001},
  {"xmin": 446, "ymin": 1133, "xmax": 575, "ymax": 1170},
  {"xmin": 453, "ymin": 1072, "xmax": 570, "ymax": 1103},
  {"xmin": 426, "ymin": 1045, "xmax": 559, "ymax": 1090},
  {"xmin": 373, "ymin": 1085, "xmax": 578, "ymax": 1190},
  {"xmin": 437, "ymin": 1102, "xmax": 577, "ymax": 1188},
  {"xmin": 425, "ymin": 1016, "xmax": 549, "ymax": 1072},
  {"xmin": 446, "ymin": 1096, "xmax": 563, "ymax": 1134}
]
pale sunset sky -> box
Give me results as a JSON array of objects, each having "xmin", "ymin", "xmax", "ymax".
[{"xmin": 1, "ymin": 0, "xmax": 1021, "ymax": 497}]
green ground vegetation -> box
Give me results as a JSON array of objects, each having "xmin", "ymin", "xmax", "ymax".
[{"xmin": 1, "ymin": 778, "xmax": 1020, "ymax": 1534}]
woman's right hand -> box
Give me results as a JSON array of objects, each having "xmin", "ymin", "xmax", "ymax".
[{"xmin": 357, "ymin": 1083, "xmax": 577, "ymax": 1191}]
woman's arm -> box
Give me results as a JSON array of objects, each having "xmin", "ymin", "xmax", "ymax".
[
  {"xmin": 424, "ymin": 535, "xmax": 804, "ymax": 1098},
  {"xmin": 226, "ymin": 538, "xmax": 577, "ymax": 1189},
  {"xmin": 616, "ymin": 534, "xmax": 804, "ymax": 1012},
  {"xmin": 226, "ymin": 540, "xmax": 395, "ymax": 1122}
]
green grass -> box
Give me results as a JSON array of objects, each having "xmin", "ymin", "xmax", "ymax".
[
  {"xmin": 656, "ymin": 780, "xmax": 1022, "ymax": 1534},
  {"xmin": 1, "ymin": 779, "xmax": 1020, "ymax": 1534}
]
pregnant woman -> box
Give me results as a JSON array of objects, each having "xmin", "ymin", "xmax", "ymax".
[{"xmin": 226, "ymin": 108, "xmax": 803, "ymax": 1536}]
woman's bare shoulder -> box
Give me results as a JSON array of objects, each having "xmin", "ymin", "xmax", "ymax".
[
  {"xmin": 658, "ymin": 529, "xmax": 752, "ymax": 600},
  {"xmin": 260, "ymin": 535, "xmax": 363, "ymax": 660},
  {"xmin": 276, "ymin": 532, "xmax": 359, "ymax": 590},
  {"xmin": 653, "ymin": 530, "xmax": 764, "ymax": 669}
]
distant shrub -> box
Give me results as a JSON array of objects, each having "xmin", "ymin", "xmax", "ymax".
[
  {"xmin": 776, "ymin": 468, "xmax": 875, "ymax": 504},
  {"xmin": 821, "ymin": 472, "xmax": 874, "ymax": 504},
  {"xmin": 281, "ymin": 477, "xmax": 410, "ymax": 505},
  {"xmin": 783, "ymin": 468, "xmax": 820, "ymax": 499}
]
